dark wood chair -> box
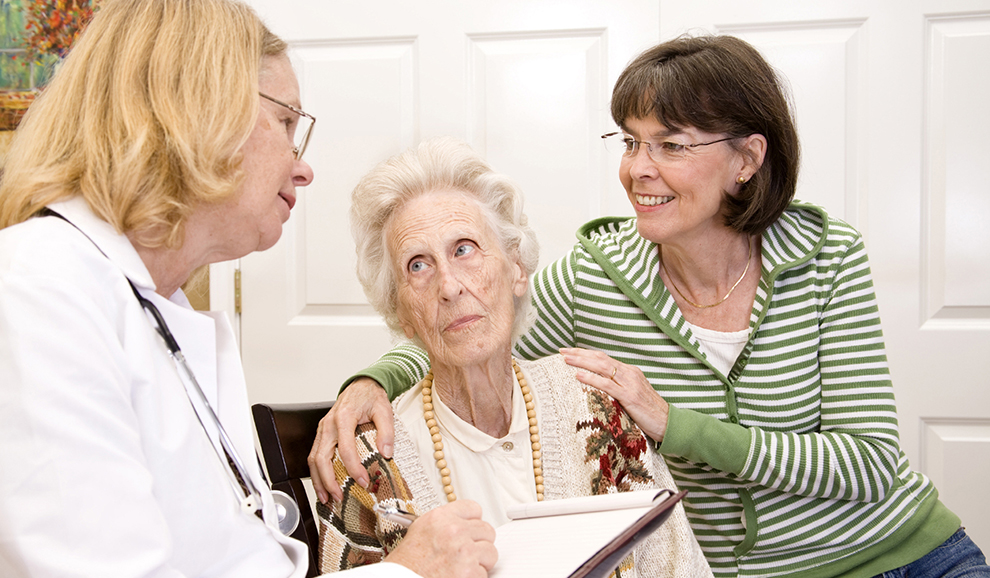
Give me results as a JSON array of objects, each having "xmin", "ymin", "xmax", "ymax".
[{"xmin": 252, "ymin": 401, "xmax": 334, "ymax": 578}]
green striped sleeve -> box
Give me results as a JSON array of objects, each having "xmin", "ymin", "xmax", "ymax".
[
  {"xmin": 738, "ymin": 229, "xmax": 900, "ymax": 502},
  {"xmin": 515, "ymin": 248, "xmax": 578, "ymax": 359},
  {"xmin": 339, "ymin": 342, "xmax": 430, "ymax": 401}
]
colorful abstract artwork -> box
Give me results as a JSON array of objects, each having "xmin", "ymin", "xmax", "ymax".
[{"xmin": 2, "ymin": 0, "xmax": 94, "ymax": 130}]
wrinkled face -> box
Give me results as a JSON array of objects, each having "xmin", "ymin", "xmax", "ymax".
[
  {"xmin": 619, "ymin": 116, "xmax": 745, "ymax": 247},
  {"xmin": 388, "ymin": 189, "xmax": 528, "ymax": 369},
  {"xmin": 209, "ymin": 54, "xmax": 314, "ymax": 258}
]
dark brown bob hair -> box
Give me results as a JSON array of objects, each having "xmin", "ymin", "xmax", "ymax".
[{"xmin": 611, "ymin": 35, "xmax": 800, "ymax": 234}]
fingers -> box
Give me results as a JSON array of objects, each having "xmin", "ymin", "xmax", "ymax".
[
  {"xmin": 308, "ymin": 414, "xmax": 344, "ymax": 504},
  {"xmin": 334, "ymin": 413, "xmax": 366, "ymax": 490},
  {"xmin": 386, "ymin": 500, "xmax": 498, "ymax": 578},
  {"xmin": 371, "ymin": 403, "xmax": 395, "ymax": 459},
  {"xmin": 337, "ymin": 378, "xmax": 394, "ymax": 483},
  {"xmin": 308, "ymin": 422, "xmax": 327, "ymax": 501},
  {"xmin": 428, "ymin": 500, "xmax": 492, "ymax": 540},
  {"xmin": 307, "ymin": 378, "xmax": 396, "ymax": 504},
  {"xmin": 560, "ymin": 347, "xmax": 669, "ymax": 442},
  {"xmin": 560, "ymin": 347, "xmax": 623, "ymax": 385}
]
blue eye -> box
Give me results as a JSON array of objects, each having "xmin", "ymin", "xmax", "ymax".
[
  {"xmin": 409, "ymin": 260, "xmax": 426, "ymax": 273},
  {"xmin": 455, "ymin": 243, "xmax": 474, "ymax": 257}
]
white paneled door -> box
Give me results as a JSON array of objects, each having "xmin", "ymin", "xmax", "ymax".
[
  {"xmin": 230, "ymin": 0, "xmax": 659, "ymax": 405},
  {"xmin": 227, "ymin": 0, "xmax": 990, "ymax": 550}
]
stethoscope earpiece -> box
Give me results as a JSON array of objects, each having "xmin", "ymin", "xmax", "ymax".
[{"xmin": 240, "ymin": 494, "xmax": 259, "ymax": 514}]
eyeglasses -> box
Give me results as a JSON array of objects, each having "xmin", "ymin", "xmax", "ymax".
[
  {"xmin": 601, "ymin": 131, "xmax": 734, "ymax": 164},
  {"xmin": 260, "ymin": 92, "xmax": 315, "ymax": 160}
]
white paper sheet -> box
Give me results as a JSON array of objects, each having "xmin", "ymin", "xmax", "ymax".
[{"xmin": 490, "ymin": 490, "xmax": 670, "ymax": 578}]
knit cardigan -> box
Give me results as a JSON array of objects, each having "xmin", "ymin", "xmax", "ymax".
[
  {"xmin": 318, "ymin": 355, "xmax": 712, "ymax": 578},
  {"xmin": 349, "ymin": 202, "xmax": 960, "ymax": 578}
]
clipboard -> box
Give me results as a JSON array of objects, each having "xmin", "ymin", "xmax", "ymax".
[
  {"xmin": 569, "ymin": 490, "xmax": 686, "ymax": 578},
  {"xmin": 490, "ymin": 489, "xmax": 687, "ymax": 578}
]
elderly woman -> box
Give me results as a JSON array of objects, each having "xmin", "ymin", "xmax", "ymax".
[
  {"xmin": 316, "ymin": 138, "xmax": 711, "ymax": 578},
  {"xmin": 0, "ymin": 2, "xmax": 495, "ymax": 577},
  {"xmin": 313, "ymin": 35, "xmax": 989, "ymax": 578}
]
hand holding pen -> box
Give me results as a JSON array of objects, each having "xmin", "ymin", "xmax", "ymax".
[{"xmin": 382, "ymin": 500, "xmax": 497, "ymax": 578}]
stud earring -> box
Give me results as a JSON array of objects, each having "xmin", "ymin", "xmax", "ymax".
[{"xmin": 737, "ymin": 176, "xmax": 747, "ymax": 184}]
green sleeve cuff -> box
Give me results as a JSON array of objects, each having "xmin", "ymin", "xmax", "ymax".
[
  {"xmin": 338, "ymin": 343, "xmax": 431, "ymax": 401},
  {"xmin": 659, "ymin": 405, "xmax": 751, "ymax": 475},
  {"xmin": 339, "ymin": 362, "xmax": 415, "ymax": 401}
]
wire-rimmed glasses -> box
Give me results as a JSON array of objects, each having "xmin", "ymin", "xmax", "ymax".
[
  {"xmin": 601, "ymin": 131, "xmax": 734, "ymax": 164},
  {"xmin": 260, "ymin": 92, "xmax": 315, "ymax": 160}
]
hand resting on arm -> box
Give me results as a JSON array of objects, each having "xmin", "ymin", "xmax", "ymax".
[{"xmin": 308, "ymin": 377, "xmax": 397, "ymax": 504}]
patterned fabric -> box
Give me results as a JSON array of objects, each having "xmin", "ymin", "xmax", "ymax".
[
  {"xmin": 351, "ymin": 202, "xmax": 960, "ymax": 578},
  {"xmin": 316, "ymin": 425, "xmax": 412, "ymax": 569},
  {"xmin": 578, "ymin": 391, "xmax": 651, "ymax": 494},
  {"xmin": 318, "ymin": 355, "xmax": 712, "ymax": 578}
]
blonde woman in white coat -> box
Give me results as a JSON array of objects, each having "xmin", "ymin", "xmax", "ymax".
[{"xmin": 0, "ymin": 1, "xmax": 494, "ymax": 577}]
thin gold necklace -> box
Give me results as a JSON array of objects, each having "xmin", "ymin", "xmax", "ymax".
[
  {"xmin": 660, "ymin": 239, "xmax": 752, "ymax": 309},
  {"xmin": 421, "ymin": 359, "xmax": 543, "ymax": 503}
]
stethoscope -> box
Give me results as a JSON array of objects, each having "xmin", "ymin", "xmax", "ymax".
[
  {"xmin": 38, "ymin": 207, "xmax": 302, "ymax": 537},
  {"xmin": 129, "ymin": 283, "xmax": 303, "ymax": 537}
]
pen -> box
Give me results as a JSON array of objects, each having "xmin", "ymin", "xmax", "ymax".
[
  {"xmin": 374, "ymin": 502, "xmax": 419, "ymax": 528},
  {"xmin": 382, "ymin": 510, "xmax": 419, "ymax": 528}
]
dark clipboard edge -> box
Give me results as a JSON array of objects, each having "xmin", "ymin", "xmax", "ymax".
[{"xmin": 569, "ymin": 489, "xmax": 687, "ymax": 578}]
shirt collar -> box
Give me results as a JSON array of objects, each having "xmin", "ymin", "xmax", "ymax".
[{"xmin": 48, "ymin": 196, "xmax": 158, "ymax": 293}]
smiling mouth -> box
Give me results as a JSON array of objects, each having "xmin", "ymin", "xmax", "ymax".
[
  {"xmin": 635, "ymin": 194, "xmax": 674, "ymax": 207},
  {"xmin": 279, "ymin": 192, "xmax": 296, "ymax": 210}
]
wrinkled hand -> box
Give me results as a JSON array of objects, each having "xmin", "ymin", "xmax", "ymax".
[
  {"xmin": 308, "ymin": 377, "xmax": 395, "ymax": 504},
  {"xmin": 385, "ymin": 500, "xmax": 497, "ymax": 578},
  {"xmin": 559, "ymin": 347, "xmax": 669, "ymax": 442}
]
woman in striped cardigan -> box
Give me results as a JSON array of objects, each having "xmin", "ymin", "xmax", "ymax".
[{"xmin": 310, "ymin": 35, "xmax": 988, "ymax": 578}]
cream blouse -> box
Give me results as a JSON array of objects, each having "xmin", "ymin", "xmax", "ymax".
[{"xmin": 392, "ymin": 366, "xmax": 541, "ymax": 528}]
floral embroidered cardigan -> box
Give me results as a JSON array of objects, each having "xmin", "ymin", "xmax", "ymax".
[{"xmin": 316, "ymin": 355, "xmax": 712, "ymax": 578}]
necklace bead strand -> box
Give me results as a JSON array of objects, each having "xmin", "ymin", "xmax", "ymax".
[{"xmin": 422, "ymin": 359, "xmax": 543, "ymax": 504}]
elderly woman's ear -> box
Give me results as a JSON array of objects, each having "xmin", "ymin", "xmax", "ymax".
[
  {"xmin": 510, "ymin": 253, "xmax": 528, "ymax": 298},
  {"xmin": 399, "ymin": 309, "xmax": 417, "ymax": 339}
]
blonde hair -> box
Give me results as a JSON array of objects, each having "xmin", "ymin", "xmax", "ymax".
[
  {"xmin": 0, "ymin": 0, "xmax": 287, "ymax": 248},
  {"xmin": 350, "ymin": 137, "xmax": 540, "ymax": 343}
]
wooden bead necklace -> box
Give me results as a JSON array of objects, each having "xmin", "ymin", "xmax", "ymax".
[{"xmin": 421, "ymin": 359, "xmax": 544, "ymax": 503}]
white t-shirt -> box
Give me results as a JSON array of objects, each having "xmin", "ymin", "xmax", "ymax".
[{"xmin": 686, "ymin": 323, "xmax": 750, "ymax": 376}]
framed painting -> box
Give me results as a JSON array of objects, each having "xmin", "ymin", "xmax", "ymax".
[
  {"xmin": 2, "ymin": 0, "xmax": 54, "ymax": 131},
  {"xmin": 2, "ymin": 0, "xmax": 95, "ymax": 132}
]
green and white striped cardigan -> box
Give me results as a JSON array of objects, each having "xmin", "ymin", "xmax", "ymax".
[{"xmin": 355, "ymin": 202, "xmax": 959, "ymax": 578}]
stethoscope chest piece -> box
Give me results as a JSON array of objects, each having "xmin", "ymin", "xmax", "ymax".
[{"xmin": 272, "ymin": 489, "xmax": 301, "ymax": 535}]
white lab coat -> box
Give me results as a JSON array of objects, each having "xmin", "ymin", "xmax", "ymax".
[{"xmin": 0, "ymin": 198, "xmax": 415, "ymax": 578}]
